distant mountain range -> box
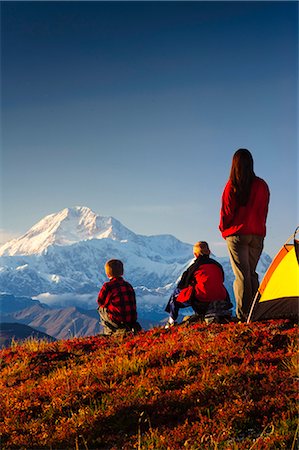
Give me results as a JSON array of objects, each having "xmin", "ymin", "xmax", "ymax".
[
  {"xmin": 0, "ymin": 293, "xmax": 100, "ymax": 341},
  {"xmin": 0, "ymin": 293, "xmax": 167, "ymax": 341},
  {"xmin": 0, "ymin": 206, "xmax": 272, "ymax": 338},
  {"xmin": 0, "ymin": 206, "xmax": 193, "ymax": 296}
]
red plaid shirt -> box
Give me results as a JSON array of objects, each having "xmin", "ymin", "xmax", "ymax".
[{"xmin": 97, "ymin": 277, "xmax": 137, "ymax": 325}]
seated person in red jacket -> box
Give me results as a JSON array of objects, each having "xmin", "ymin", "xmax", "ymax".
[
  {"xmin": 97, "ymin": 259, "xmax": 141, "ymax": 335},
  {"xmin": 165, "ymin": 241, "xmax": 232, "ymax": 328}
]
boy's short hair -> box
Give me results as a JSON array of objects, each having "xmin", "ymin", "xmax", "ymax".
[
  {"xmin": 193, "ymin": 241, "xmax": 210, "ymax": 257},
  {"xmin": 105, "ymin": 259, "xmax": 124, "ymax": 278}
]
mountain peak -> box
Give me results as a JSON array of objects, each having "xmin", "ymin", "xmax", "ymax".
[{"xmin": 0, "ymin": 206, "xmax": 133, "ymax": 256}]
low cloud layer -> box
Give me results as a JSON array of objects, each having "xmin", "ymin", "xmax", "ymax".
[{"xmin": 34, "ymin": 292, "xmax": 97, "ymax": 309}]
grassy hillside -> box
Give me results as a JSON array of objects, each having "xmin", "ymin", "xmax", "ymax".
[{"xmin": 0, "ymin": 320, "xmax": 297, "ymax": 449}]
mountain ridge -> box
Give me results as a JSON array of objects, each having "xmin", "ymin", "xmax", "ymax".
[
  {"xmin": 0, "ymin": 206, "xmax": 138, "ymax": 256},
  {"xmin": 0, "ymin": 322, "xmax": 56, "ymax": 348},
  {"xmin": 0, "ymin": 293, "xmax": 100, "ymax": 340},
  {"xmin": 0, "ymin": 206, "xmax": 194, "ymax": 297}
]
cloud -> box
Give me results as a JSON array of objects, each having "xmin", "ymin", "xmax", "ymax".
[{"xmin": 33, "ymin": 292, "xmax": 97, "ymax": 309}]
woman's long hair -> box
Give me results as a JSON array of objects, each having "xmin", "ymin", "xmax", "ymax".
[{"xmin": 229, "ymin": 148, "xmax": 256, "ymax": 206}]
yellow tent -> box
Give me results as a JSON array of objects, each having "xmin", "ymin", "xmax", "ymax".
[{"xmin": 247, "ymin": 228, "xmax": 299, "ymax": 322}]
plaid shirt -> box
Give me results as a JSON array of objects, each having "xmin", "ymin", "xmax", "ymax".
[{"xmin": 97, "ymin": 277, "xmax": 137, "ymax": 325}]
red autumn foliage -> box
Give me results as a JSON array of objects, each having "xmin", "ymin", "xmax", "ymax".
[{"xmin": 0, "ymin": 320, "xmax": 297, "ymax": 449}]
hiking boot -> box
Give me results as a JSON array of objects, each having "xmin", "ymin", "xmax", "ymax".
[
  {"xmin": 182, "ymin": 314, "xmax": 203, "ymax": 325},
  {"xmin": 165, "ymin": 320, "xmax": 176, "ymax": 329}
]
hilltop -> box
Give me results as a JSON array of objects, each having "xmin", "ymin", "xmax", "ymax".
[{"xmin": 0, "ymin": 320, "xmax": 297, "ymax": 449}]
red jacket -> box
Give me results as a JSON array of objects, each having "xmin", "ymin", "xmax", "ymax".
[
  {"xmin": 193, "ymin": 263, "xmax": 227, "ymax": 302},
  {"xmin": 219, "ymin": 177, "xmax": 270, "ymax": 238},
  {"xmin": 176, "ymin": 256, "xmax": 227, "ymax": 303}
]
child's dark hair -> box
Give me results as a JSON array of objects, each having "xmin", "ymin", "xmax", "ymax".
[{"xmin": 105, "ymin": 259, "xmax": 124, "ymax": 278}]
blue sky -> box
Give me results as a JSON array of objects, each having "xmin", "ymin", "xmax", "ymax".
[{"xmin": 1, "ymin": 1, "xmax": 298, "ymax": 257}]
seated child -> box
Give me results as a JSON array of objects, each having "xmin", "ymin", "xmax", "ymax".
[
  {"xmin": 165, "ymin": 241, "xmax": 232, "ymax": 327},
  {"xmin": 97, "ymin": 259, "xmax": 141, "ymax": 335}
]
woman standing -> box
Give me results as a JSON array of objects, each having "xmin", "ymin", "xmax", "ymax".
[{"xmin": 219, "ymin": 149, "xmax": 270, "ymax": 321}]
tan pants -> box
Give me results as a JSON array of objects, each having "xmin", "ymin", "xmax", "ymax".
[
  {"xmin": 98, "ymin": 307, "xmax": 127, "ymax": 335},
  {"xmin": 226, "ymin": 234, "xmax": 264, "ymax": 321},
  {"xmin": 98, "ymin": 307, "xmax": 142, "ymax": 335}
]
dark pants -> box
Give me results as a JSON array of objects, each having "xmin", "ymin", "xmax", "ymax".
[
  {"xmin": 226, "ymin": 234, "xmax": 264, "ymax": 321},
  {"xmin": 165, "ymin": 288, "xmax": 232, "ymax": 322},
  {"xmin": 167, "ymin": 298, "xmax": 196, "ymax": 322}
]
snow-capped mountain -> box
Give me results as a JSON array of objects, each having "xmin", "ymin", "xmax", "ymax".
[
  {"xmin": 0, "ymin": 206, "xmax": 137, "ymax": 256},
  {"xmin": 0, "ymin": 206, "xmax": 272, "ymax": 329},
  {"xmin": 0, "ymin": 206, "xmax": 193, "ymax": 296}
]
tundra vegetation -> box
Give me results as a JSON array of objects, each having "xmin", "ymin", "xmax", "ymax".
[{"xmin": 0, "ymin": 320, "xmax": 298, "ymax": 449}]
